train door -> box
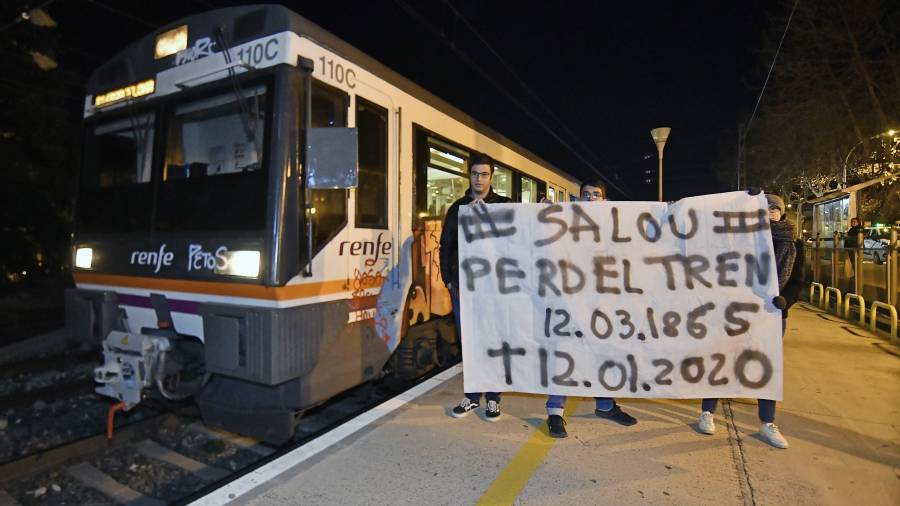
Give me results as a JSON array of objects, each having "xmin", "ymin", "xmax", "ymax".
[
  {"xmin": 341, "ymin": 88, "xmax": 408, "ymax": 360},
  {"xmin": 346, "ymin": 93, "xmax": 395, "ymax": 327}
]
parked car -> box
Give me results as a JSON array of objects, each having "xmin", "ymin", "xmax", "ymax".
[
  {"xmin": 863, "ymin": 230, "xmax": 889, "ymax": 264},
  {"xmin": 805, "ymin": 230, "xmax": 889, "ymax": 264}
]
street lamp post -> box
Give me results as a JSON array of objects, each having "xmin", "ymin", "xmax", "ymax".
[{"xmin": 651, "ymin": 127, "xmax": 671, "ymax": 201}]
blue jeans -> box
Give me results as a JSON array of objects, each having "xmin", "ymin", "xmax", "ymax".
[
  {"xmin": 451, "ymin": 287, "xmax": 501, "ymax": 403},
  {"xmin": 701, "ymin": 398, "xmax": 776, "ymax": 423},
  {"xmin": 546, "ymin": 395, "xmax": 614, "ymax": 416},
  {"xmin": 701, "ymin": 318, "xmax": 785, "ymax": 423}
]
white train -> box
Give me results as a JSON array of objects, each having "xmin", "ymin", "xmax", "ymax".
[{"xmin": 66, "ymin": 4, "xmax": 580, "ymax": 443}]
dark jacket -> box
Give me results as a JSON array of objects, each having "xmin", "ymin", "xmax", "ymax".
[
  {"xmin": 780, "ymin": 239, "xmax": 805, "ymax": 318},
  {"xmin": 439, "ymin": 188, "xmax": 512, "ymax": 287},
  {"xmin": 844, "ymin": 225, "xmax": 864, "ymax": 248}
]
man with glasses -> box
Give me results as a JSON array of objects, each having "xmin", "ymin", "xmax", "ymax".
[
  {"xmin": 546, "ymin": 180, "xmax": 639, "ymax": 438},
  {"xmin": 440, "ymin": 152, "xmax": 512, "ymax": 421}
]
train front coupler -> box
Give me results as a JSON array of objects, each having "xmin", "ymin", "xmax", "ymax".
[{"xmin": 94, "ymin": 330, "xmax": 173, "ymax": 409}]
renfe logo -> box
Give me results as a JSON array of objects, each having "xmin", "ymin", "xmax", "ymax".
[
  {"xmin": 339, "ymin": 232, "xmax": 392, "ymax": 266},
  {"xmin": 130, "ymin": 244, "xmax": 174, "ymax": 273}
]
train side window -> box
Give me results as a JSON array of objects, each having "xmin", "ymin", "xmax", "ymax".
[
  {"xmin": 492, "ymin": 164, "xmax": 513, "ymax": 198},
  {"xmin": 307, "ymin": 81, "xmax": 349, "ymax": 254},
  {"xmin": 424, "ymin": 137, "xmax": 469, "ymax": 218},
  {"xmin": 520, "ymin": 175, "xmax": 538, "ymax": 203},
  {"xmin": 355, "ymin": 97, "xmax": 388, "ymax": 228}
]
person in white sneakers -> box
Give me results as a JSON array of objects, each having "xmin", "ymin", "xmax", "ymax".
[{"xmin": 697, "ymin": 192, "xmax": 803, "ymax": 449}]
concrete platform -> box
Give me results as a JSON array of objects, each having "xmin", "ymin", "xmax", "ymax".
[{"xmin": 197, "ymin": 303, "xmax": 900, "ymax": 506}]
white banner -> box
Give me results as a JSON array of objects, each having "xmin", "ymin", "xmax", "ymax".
[{"xmin": 459, "ymin": 191, "xmax": 783, "ymax": 400}]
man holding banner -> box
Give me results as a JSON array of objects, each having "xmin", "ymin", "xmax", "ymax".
[
  {"xmin": 456, "ymin": 187, "xmax": 786, "ymax": 444},
  {"xmin": 441, "ymin": 152, "xmax": 511, "ymax": 421},
  {"xmin": 545, "ymin": 181, "xmax": 638, "ymax": 439}
]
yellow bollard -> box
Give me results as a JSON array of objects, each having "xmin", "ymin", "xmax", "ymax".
[
  {"xmin": 809, "ymin": 282, "xmax": 825, "ymax": 307},
  {"xmin": 824, "ymin": 287, "xmax": 842, "ymax": 314},
  {"xmin": 869, "ymin": 301, "xmax": 898, "ymax": 343},
  {"xmin": 843, "ymin": 294, "xmax": 866, "ymax": 325}
]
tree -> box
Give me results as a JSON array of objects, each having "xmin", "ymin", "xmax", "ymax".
[
  {"xmin": 742, "ymin": 0, "xmax": 899, "ymax": 199},
  {"xmin": 0, "ymin": 3, "xmax": 80, "ymax": 287}
]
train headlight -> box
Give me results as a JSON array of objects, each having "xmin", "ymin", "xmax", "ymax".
[
  {"xmin": 75, "ymin": 247, "xmax": 93, "ymax": 269},
  {"xmin": 155, "ymin": 25, "xmax": 188, "ymax": 59},
  {"xmin": 220, "ymin": 250, "xmax": 260, "ymax": 278}
]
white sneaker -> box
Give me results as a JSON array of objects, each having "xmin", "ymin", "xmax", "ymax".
[
  {"xmin": 760, "ymin": 422, "xmax": 789, "ymax": 449},
  {"xmin": 698, "ymin": 411, "xmax": 715, "ymax": 435},
  {"xmin": 484, "ymin": 400, "xmax": 501, "ymax": 422}
]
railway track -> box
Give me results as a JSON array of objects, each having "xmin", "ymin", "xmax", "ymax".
[
  {"xmin": 0, "ymin": 349, "xmax": 100, "ymax": 381},
  {"xmin": 0, "ymin": 412, "xmax": 272, "ymax": 506},
  {"xmin": 0, "ymin": 364, "xmax": 454, "ymax": 505},
  {"xmin": 0, "ymin": 350, "xmax": 100, "ymax": 411}
]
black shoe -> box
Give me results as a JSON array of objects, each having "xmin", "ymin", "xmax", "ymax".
[
  {"xmin": 595, "ymin": 405, "xmax": 637, "ymax": 426},
  {"xmin": 451, "ymin": 398, "xmax": 479, "ymax": 417},
  {"xmin": 547, "ymin": 415, "xmax": 567, "ymax": 438}
]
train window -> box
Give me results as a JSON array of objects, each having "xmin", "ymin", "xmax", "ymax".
[
  {"xmin": 520, "ymin": 175, "xmax": 538, "ymax": 203},
  {"xmin": 492, "ymin": 165, "xmax": 513, "ymax": 198},
  {"xmin": 308, "ymin": 81, "xmax": 349, "ymax": 253},
  {"xmin": 429, "ymin": 138, "xmax": 468, "ymax": 173},
  {"xmin": 155, "ymin": 86, "xmax": 269, "ymax": 232},
  {"xmin": 547, "ymin": 186, "xmax": 556, "ymax": 202},
  {"xmin": 424, "ymin": 138, "xmax": 469, "ymax": 218},
  {"xmin": 90, "ymin": 115, "xmax": 155, "ymax": 187},
  {"xmin": 76, "ymin": 114, "xmax": 155, "ymax": 233},
  {"xmin": 355, "ymin": 97, "xmax": 388, "ymax": 229},
  {"xmin": 163, "ymin": 86, "xmax": 265, "ymax": 179},
  {"xmin": 557, "ymin": 188, "xmax": 566, "ymax": 202}
]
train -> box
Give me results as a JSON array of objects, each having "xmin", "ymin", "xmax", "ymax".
[{"xmin": 66, "ymin": 4, "xmax": 580, "ymax": 443}]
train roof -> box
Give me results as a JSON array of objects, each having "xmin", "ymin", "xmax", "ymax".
[{"xmin": 86, "ymin": 4, "xmax": 577, "ymax": 184}]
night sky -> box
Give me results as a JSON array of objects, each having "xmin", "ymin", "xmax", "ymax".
[{"xmin": 28, "ymin": 0, "xmax": 769, "ymax": 200}]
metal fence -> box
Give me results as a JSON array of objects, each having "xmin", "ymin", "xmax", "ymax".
[{"xmin": 804, "ymin": 226, "xmax": 899, "ymax": 342}]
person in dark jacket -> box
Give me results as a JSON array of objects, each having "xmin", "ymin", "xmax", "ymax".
[
  {"xmin": 696, "ymin": 192, "xmax": 803, "ymax": 449},
  {"xmin": 844, "ymin": 217, "xmax": 864, "ymax": 268},
  {"xmin": 440, "ymin": 152, "xmax": 512, "ymax": 421},
  {"xmin": 546, "ymin": 181, "xmax": 638, "ymax": 439}
]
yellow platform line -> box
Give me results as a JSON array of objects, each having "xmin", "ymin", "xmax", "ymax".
[{"xmin": 477, "ymin": 398, "xmax": 578, "ymax": 505}]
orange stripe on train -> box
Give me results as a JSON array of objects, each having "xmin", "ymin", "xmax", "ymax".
[{"xmin": 73, "ymin": 272, "xmax": 352, "ymax": 301}]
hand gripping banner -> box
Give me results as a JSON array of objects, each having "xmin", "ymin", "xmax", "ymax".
[{"xmin": 458, "ymin": 191, "xmax": 783, "ymax": 400}]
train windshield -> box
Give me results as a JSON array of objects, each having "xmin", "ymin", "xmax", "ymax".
[
  {"xmin": 78, "ymin": 85, "xmax": 270, "ymax": 234},
  {"xmin": 78, "ymin": 114, "xmax": 156, "ymax": 232},
  {"xmin": 155, "ymin": 86, "xmax": 268, "ymax": 232}
]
